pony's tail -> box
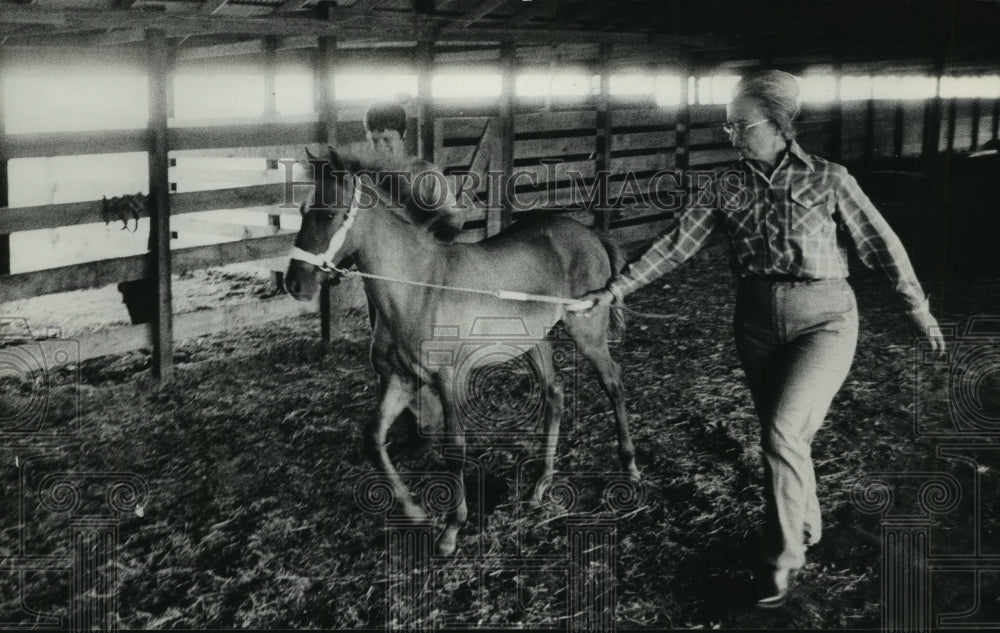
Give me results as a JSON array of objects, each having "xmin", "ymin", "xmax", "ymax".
[{"xmin": 600, "ymin": 237, "xmax": 627, "ymax": 335}]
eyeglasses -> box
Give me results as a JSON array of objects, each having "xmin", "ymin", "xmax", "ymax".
[{"xmin": 722, "ymin": 119, "xmax": 770, "ymax": 136}]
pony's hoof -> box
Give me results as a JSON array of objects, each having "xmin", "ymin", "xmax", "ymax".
[
  {"xmin": 627, "ymin": 468, "xmax": 642, "ymax": 484},
  {"xmin": 435, "ymin": 529, "xmax": 458, "ymax": 556}
]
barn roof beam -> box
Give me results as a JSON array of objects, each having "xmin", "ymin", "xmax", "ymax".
[
  {"xmin": 506, "ymin": 0, "xmax": 557, "ymax": 26},
  {"xmin": 449, "ymin": 0, "xmax": 511, "ymax": 29},
  {"xmin": 200, "ymin": 0, "xmax": 230, "ymax": 15},
  {"xmin": 276, "ymin": 0, "xmax": 313, "ymax": 11},
  {"xmin": 0, "ymin": 5, "xmax": 675, "ymax": 46}
]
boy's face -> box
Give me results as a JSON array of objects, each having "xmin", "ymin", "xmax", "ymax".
[{"xmin": 367, "ymin": 129, "xmax": 405, "ymax": 158}]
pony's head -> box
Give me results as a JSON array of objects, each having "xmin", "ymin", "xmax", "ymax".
[{"xmin": 284, "ymin": 146, "xmax": 368, "ymax": 300}]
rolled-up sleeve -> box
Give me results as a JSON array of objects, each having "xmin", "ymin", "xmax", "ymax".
[
  {"xmin": 834, "ymin": 172, "xmax": 929, "ymax": 313},
  {"xmin": 607, "ymin": 206, "xmax": 718, "ymax": 301}
]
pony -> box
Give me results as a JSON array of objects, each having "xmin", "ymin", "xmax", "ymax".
[{"xmin": 285, "ymin": 147, "xmax": 639, "ymax": 555}]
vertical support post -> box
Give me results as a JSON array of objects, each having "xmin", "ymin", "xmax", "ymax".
[
  {"xmin": 417, "ymin": 38, "xmax": 435, "ymax": 163},
  {"xmin": 922, "ymin": 84, "xmax": 943, "ymax": 170},
  {"xmin": 675, "ymin": 52, "xmax": 691, "ymax": 211},
  {"xmin": 830, "ymin": 72, "xmax": 843, "ymax": 163},
  {"xmin": 315, "ymin": 34, "xmax": 338, "ymax": 342},
  {"xmin": 498, "ymin": 40, "xmax": 515, "ymax": 231},
  {"xmin": 594, "ymin": 42, "xmax": 612, "ymax": 233},
  {"xmin": 992, "ymin": 99, "xmax": 999, "ymax": 141},
  {"xmin": 922, "ymin": 0, "xmax": 946, "ymax": 184},
  {"xmin": 828, "ymin": 4, "xmax": 844, "ymax": 163},
  {"xmin": 316, "ymin": 35, "xmax": 338, "ymax": 146},
  {"xmin": 263, "ymin": 36, "xmax": 284, "ymax": 292},
  {"xmin": 945, "ymin": 98, "xmax": 956, "ymax": 155},
  {"xmin": 893, "ymin": 98, "xmax": 905, "ymax": 158},
  {"xmin": 969, "ymin": 99, "xmax": 980, "ymax": 150},
  {"xmin": 863, "ymin": 93, "xmax": 876, "ymax": 172},
  {"xmin": 147, "ymin": 28, "xmax": 173, "ymax": 382},
  {"xmin": 263, "ymin": 36, "xmax": 278, "ymax": 122},
  {"xmin": 0, "ymin": 49, "xmax": 10, "ymax": 277}
]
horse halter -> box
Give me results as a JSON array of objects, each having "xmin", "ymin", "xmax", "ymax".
[{"xmin": 288, "ymin": 173, "xmax": 365, "ymax": 272}]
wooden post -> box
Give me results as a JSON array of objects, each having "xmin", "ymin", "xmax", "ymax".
[
  {"xmin": 0, "ymin": 50, "xmax": 8, "ymax": 277},
  {"xmin": 893, "ymin": 99, "xmax": 905, "ymax": 158},
  {"xmin": 315, "ymin": 34, "xmax": 338, "ymax": 342},
  {"xmin": 263, "ymin": 36, "xmax": 278, "ymax": 121},
  {"xmin": 945, "ymin": 98, "xmax": 956, "ymax": 155},
  {"xmin": 863, "ymin": 93, "xmax": 876, "ymax": 171},
  {"xmin": 675, "ymin": 51, "xmax": 691, "ymax": 210},
  {"xmin": 263, "ymin": 36, "xmax": 284, "ymax": 292},
  {"xmin": 416, "ymin": 0, "xmax": 435, "ymax": 162},
  {"xmin": 594, "ymin": 42, "xmax": 612, "ymax": 233},
  {"xmin": 922, "ymin": 3, "xmax": 946, "ymax": 180},
  {"xmin": 969, "ymin": 99, "xmax": 980, "ymax": 150},
  {"xmin": 992, "ymin": 99, "xmax": 1000, "ymax": 141},
  {"xmin": 828, "ymin": 4, "xmax": 844, "ymax": 163},
  {"xmin": 147, "ymin": 28, "xmax": 173, "ymax": 381},
  {"xmin": 499, "ymin": 40, "xmax": 515, "ymax": 231},
  {"xmin": 316, "ymin": 35, "xmax": 337, "ymax": 145},
  {"xmin": 417, "ymin": 38, "xmax": 435, "ymax": 162}
]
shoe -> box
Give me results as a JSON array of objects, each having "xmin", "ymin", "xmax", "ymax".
[
  {"xmin": 803, "ymin": 527, "xmax": 821, "ymax": 548},
  {"xmin": 756, "ymin": 568, "xmax": 791, "ymax": 608}
]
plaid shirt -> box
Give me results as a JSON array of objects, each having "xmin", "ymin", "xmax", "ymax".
[{"xmin": 608, "ymin": 141, "xmax": 929, "ymax": 314}]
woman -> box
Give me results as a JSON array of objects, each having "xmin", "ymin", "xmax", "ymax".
[{"xmin": 571, "ymin": 70, "xmax": 947, "ymax": 606}]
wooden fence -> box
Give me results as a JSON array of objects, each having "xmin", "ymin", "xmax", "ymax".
[{"xmin": 1, "ymin": 37, "xmax": 998, "ymax": 378}]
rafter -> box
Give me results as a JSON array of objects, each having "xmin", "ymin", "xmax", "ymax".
[
  {"xmin": 506, "ymin": 0, "xmax": 557, "ymax": 26},
  {"xmin": 276, "ymin": 0, "xmax": 312, "ymax": 11},
  {"xmin": 600, "ymin": 1, "xmax": 653, "ymax": 32},
  {"xmin": 200, "ymin": 0, "xmax": 230, "ymax": 15},
  {"xmin": 452, "ymin": 0, "xmax": 510, "ymax": 28}
]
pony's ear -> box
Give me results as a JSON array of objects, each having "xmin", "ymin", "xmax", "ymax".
[
  {"xmin": 326, "ymin": 146, "xmax": 350, "ymax": 173},
  {"xmin": 304, "ymin": 143, "xmax": 324, "ymax": 161}
]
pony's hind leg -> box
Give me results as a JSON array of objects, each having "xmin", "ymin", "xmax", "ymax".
[
  {"xmin": 432, "ymin": 370, "xmax": 467, "ymax": 556},
  {"xmin": 365, "ymin": 373, "xmax": 427, "ymax": 521},
  {"xmin": 579, "ymin": 340, "xmax": 641, "ymax": 483},
  {"xmin": 527, "ymin": 343, "xmax": 563, "ymax": 507}
]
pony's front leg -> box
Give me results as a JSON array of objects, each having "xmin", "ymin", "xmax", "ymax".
[
  {"xmin": 364, "ymin": 373, "xmax": 426, "ymax": 522},
  {"xmin": 433, "ymin": 371, "xmax": 466, "ymax": 556}
]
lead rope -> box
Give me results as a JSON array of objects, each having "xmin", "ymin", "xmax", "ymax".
[
  {"xmin": 322, "ymin": 264, "xmax": 679, "ymax": 321},
  {"xmin": 288, "ymin": 174, "xmax": 677, "ymax": 319}
]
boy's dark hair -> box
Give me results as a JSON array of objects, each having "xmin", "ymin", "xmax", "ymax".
[{"xmin": 364, "ymin": 101, "xmax": 407, "ymax": 137}]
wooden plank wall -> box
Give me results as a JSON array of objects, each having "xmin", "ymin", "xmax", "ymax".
[{"xmin": 1, "ymin": 79, "xmax": 998, "ymax": 370}]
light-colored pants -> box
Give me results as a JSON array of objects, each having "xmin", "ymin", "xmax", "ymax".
[{"xmin": 734, "ymin": 277, "xmax": 858, "ymax": 571}]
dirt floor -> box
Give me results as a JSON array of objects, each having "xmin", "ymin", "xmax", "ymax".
[{"xmin": 2, "ymin": 238, "xmax": 998, "ymax": 630}]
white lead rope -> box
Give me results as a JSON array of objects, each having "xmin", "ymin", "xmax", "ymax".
[
  {"xmin": 322, "ymin": 263, "xmax": 596, "ymax": 311},
  {"xmin": 287, "ymin": 173, "xmax": 597, "ymax": 313}
]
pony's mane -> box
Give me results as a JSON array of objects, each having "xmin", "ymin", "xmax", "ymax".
[{"xmin": 321, "ymin": 145, "xmax": 459, "ymax": 241}]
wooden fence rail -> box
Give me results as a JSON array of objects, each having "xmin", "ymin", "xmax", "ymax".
[{"xmin": 0, "ymin": 40, "xmax": 998, "ymax": 378}]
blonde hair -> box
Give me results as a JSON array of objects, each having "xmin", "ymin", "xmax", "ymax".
[{"xmin": 732, "ymin": 70, "xmax": 801, "ymax": 140}]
